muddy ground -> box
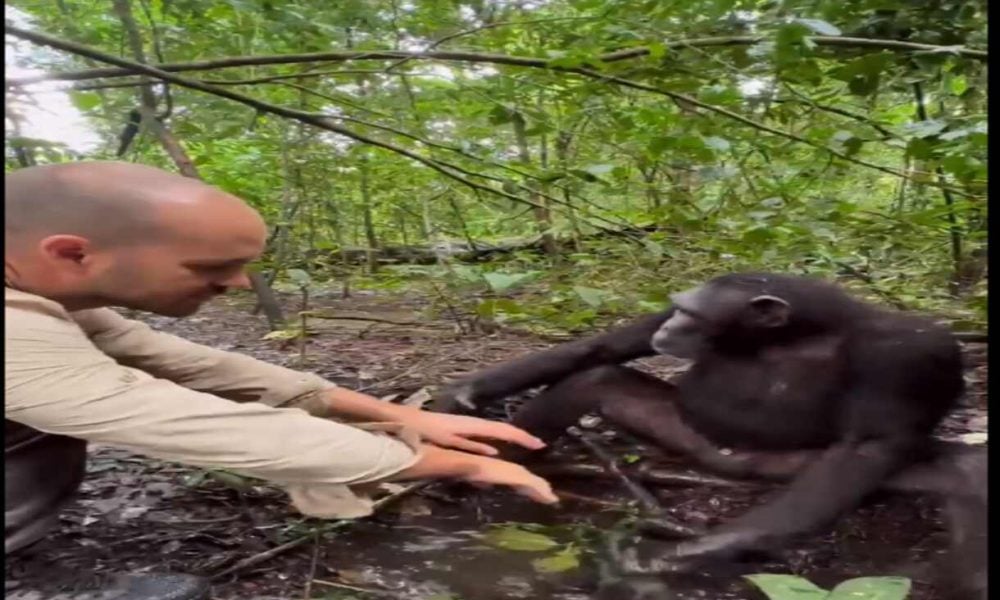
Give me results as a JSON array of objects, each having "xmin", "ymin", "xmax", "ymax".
[{"xmin": 5, "ymin": 289, "xmax": 988, "ymax": 600}]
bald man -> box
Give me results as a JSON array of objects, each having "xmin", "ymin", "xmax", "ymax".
[{"xmin": 4, "ymin": 162, "xmax": 556, "ymax": 600}]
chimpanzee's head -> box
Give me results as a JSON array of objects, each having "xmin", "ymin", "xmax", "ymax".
[{"xmin": 649, "ymin": 273, "xmax": 846, "ymax": 358}]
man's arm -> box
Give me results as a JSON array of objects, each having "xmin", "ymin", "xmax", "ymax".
[
  {"xmin": 72, "ymin": 307, "xmax": 339, "ymax": 412},
  {"xmin": 72, "ymin": 307, "xmax": 547, "ymax": 455},
  {"xmin": 5, "ymin": 307, "xmax": 556, "ymax": 505}
]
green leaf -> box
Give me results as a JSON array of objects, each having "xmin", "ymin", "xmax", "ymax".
[
  {"xmin": 482, "ymin": 526, "xmax": 559, "ymax": 552},
  {"xmin": 488, "ymin": 105, "xmax": 515, "ymax": 125},
  {"xmin": 583, "ymin": 163, "xmax": 616, "ymax": 176},
  {"xmin": 531, "ymin": 546, "xmax": 581, "ymax": 573},
  {"xmin": 830, "ymin": 131, "xmax": 863, "ymax": 157},
  {"xmin": 262, "ymin": 329, "xmax": 300, "ymax": 341},
  {"xmin": 702, "ymin": 136, "xmax": 732, "ymax": 152},
  {"xmin": 69, "ymin": 91, "xmax": 102, "ymax": 112},
  {"xmin": 744, "ymin": 574, "xmax": 829, "ymax": 600},
  {"xmin": 573, "ymin": 286, "xmax": 608, "ymax": 308},
  {"xmin": 647, "ymin": 41, "xmax": 668, "ymax": 60},
  {"xmin": 287, "ymin": 268, "xmax": 312, "ymax": 288},
  {"xmin": 500, "ymin": 180, "xmax": 521, "ymax": 194},
  {"xmin": 830, "ymin": 54, "xmax": 891, "ymax": 97},
  {"xmin": 569, "ymin": 169, "xmax": 601, "ymax": 183},
  {"xmin": 208, "ymin": 470, "xmax": 251, "ymax": 490},
  {"xmin": 638, "ymin": 300, "xmax": 668, "ymax": 312},
  {"xmin": 949, "ymin": 75, "xmax": 969, "ymax": 96},
  {"xmin": 828, "ymin": 576, "xmax": 911, "ymax": 600},
  {"xmin": 546, "ymin": 55, "xmax": 586, "ymax": 69},
  {"xmin": 902, "ymin": 120, "xmax": 948, "ymax": 138},
  {"xmin": 482, "ymin": 271, "xmax": 537, "ymax": 293},
  {"xmin": 795, "ymin": 18, "xmax": 842, "ymax": 36}
]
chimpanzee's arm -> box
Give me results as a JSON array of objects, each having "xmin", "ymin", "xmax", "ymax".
[
  {"xmin": 619, "ymin": 359, "xmax": 930, "ymax": 572},
  {"xmin": 618, "ymin": 434, "xmax": 918, "ymax": 573},
  {"xmin": 442, "ymin": 309, "xmax": 674, "ymax": 409}
]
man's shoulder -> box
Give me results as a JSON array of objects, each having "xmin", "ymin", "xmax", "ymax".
[
  {"xmin": 5, "ymin": 287, "xmax": 71, "ymax": 322},
  {"xmin": 5, "ymin": 288, "xmax": 122, "ymax": 338}
]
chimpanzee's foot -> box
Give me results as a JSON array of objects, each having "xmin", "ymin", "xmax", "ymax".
[
  {"xmin": 5, "ymin": 572, "xmax": 210, "ymax": 600},
  {"xmin": 610, "ymin": 527, "xmax": 779, "ymax": 576}
]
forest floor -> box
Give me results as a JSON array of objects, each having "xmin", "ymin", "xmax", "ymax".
[{"xmin": 5, "ymin": 288, "xmax": 988, "ymax": 600}]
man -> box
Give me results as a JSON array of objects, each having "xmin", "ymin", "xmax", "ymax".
[{"xmin": 4, "ymin": 162, "xmax": 558, "ymax": 600}]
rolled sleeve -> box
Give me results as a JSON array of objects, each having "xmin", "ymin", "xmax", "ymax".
[{"xmin": 70, "ymin": 307, "xmax": 337, "ymax": 415}]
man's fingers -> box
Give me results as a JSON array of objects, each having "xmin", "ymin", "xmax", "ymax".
[
  {"xmin": 517, "ymin": 477, "xmax": 559, "ymax": 504},
  {"xmin": 446, "ymin": 436, "xmax": 499, "ymax": 456},
  {"xmin": 475, "ymin": 422, "xmax": 546, "ymax": 450}
]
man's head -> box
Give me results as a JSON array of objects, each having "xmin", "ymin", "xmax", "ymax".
[{"xmin": 5, "ymin": 161, "xmax": 268, "ymax": 317}]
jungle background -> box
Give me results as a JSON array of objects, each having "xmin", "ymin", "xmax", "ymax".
[{"xmin": 3, "ymin": 1, "xmax": 989, "ymax": 599}]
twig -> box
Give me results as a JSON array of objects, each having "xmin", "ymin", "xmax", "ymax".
[
  {"xmin": 312, "ymin": 579, "xmax": 405, "ymax": 597},
  {"xmin": 302, "ymin": 532, "xmax": 321, "ymax": 600},
  {"xmin": 534, "ymin": 462, "xmax": 744, "ymax": 488},
  {"xmin": 306, "ymin": 313, "xmax": 422, "ymax": 327},
  {"xmin": 552, "ymin": 489, "xmax": 630, "ymax": 509},
  {"xmin": 568, "ymin": 428, "xmax": 661, "ymax": 512},
  {"xmin": 567, "ymin": 428, "xmax": 700, "ymax": 538}
]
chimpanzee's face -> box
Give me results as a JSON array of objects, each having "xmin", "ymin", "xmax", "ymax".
[
  {"xmin": 649, "ymin": 282, "xmax": 791, "ymax": 358},
  {"xmin": 649, "ymin": 285, "xmax": 716, "ymax": 359}
]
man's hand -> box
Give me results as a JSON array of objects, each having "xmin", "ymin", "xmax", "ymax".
[
  {"xmin": 398, "ymin": 445, "xmax": 559, "ymax": 505},
  {"xmin": 463, "ymin": 453, "xmax": 559, "ymax": 504},
  {"xmin": 323, "ymin": 386, "xmax": 546, "ymax": 456},
  {"xmin": 404, "ymin": 411, "xmax": 546, "ymax": 456}
]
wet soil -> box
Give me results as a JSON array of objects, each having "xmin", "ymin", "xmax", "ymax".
[{"xmin": 5, "ymin": 289, "xmax": 987, "ymax": 600}]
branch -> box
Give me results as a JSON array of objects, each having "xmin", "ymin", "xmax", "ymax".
[
  {"xmin": 6, "ymin": 35, "xmax": 986, "ymax": 85},
  {"xmin": 5, "ymin": 25, "xmax": 633, "ymax": 232}
]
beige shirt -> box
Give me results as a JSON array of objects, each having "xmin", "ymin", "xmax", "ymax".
[{"xmin": 4, "ymin": 287, "xmax": 422, "ymax": 519}]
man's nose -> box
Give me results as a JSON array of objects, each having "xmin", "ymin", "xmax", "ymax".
[{"xmin": 221, "ymin": 270, "xmax": 252, "ymax": 290}]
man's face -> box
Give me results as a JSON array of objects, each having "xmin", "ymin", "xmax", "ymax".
[{"xmin": 91, "ymin": 198, "xmax": 268, "ymax": 317}]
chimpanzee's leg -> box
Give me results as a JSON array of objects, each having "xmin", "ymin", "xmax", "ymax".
[
  {"xmin": 505, "ymin": 365, "xmax": 707, "ymax": 462},
  {"xmin": 507, "ymin": 365, "xmax": 816, "ymax": 480}
]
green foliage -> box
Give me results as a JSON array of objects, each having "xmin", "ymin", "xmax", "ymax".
[
  {"xmin": 745, "ymin": 574, "xmax": 912, "ymax": 600},
  {"xmin": 4, "ymin": 0, "xmax": 986, "ymax": 326},
  {"xmin": 481, "ymin": 524, "xmax": 582, "ymax": 575}
]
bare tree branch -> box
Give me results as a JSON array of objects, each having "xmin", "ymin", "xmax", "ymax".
[{"xmin": 6, "ymin": 35, "xmax": 986, "ymax": 85}]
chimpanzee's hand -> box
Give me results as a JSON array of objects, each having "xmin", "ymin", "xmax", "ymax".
[
  {"xmin": 433, "ymin": 378, "xmax": 481, "ymax": 412},
  {"xmin": 611, "ymin": 528, "xmax": 770, "ymax": 575}
]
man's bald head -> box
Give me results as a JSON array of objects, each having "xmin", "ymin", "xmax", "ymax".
[
  {"xmin": 5, "ymin": 161, "xmax": 247, "ymax": 250},
  {"xmin": 5, "ymin": 161, "xmax": 269, "ymax": 317}
]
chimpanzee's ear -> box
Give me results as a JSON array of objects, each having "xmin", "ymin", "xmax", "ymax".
[{"xmin": 747, "ymin": 295, "xmax": 791, "ymax": 328}]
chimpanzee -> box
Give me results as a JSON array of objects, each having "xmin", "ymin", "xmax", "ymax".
[{"xmin": 436, "ymin": 272, "xmax": 985, "ymax": 597}]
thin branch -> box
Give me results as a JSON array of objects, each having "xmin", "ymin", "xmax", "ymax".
[
  {"xmin": 72, "ymin": 68, "xmax": 423, "ymax": 90},
  {"xmin": 382, "ymin": 14, "xmax": 606, "ymax": 73},
  {"xmin": 6, "ymin": 35, "xmax": 986, "ymax": 85},
  {"xmin": 778, "ymin": 82, "xmax": 898, "ymax": 138}
]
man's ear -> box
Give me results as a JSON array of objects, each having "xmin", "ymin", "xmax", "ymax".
[
  {"xmin": 38, "ymin": 235, "xmax": 90, "ymax": 265},
  {"xmin": 747, "ymin": 294, "xmax": 791, "ymax": 328}
]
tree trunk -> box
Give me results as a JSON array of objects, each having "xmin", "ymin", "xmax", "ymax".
[
  {"xmin": 111, "ymin": 0, "xmax": 285, "ymax": 327},
  {"xmin": 555, "ymin": 130, "xmax": 582, "ymax": 251},
  {"xmin": 359, "ymin": 155, "xmax": 379, "ymax": 274},
  {"xmin": 511, "ymin": 109, "xmax": 557, "ymax": 256}
]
